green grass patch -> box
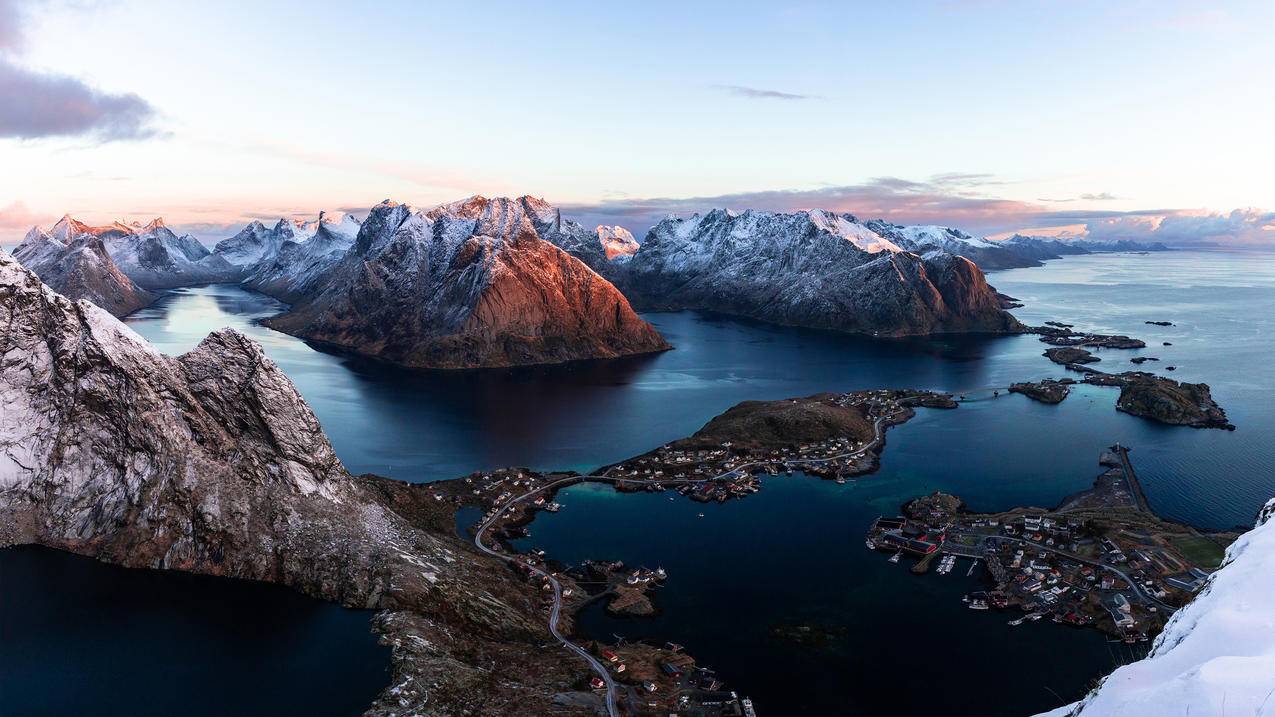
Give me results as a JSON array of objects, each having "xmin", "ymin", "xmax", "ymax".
[{"xmin": 1170, "ymin": 535, "xmax": 1227, "ymax": 569}]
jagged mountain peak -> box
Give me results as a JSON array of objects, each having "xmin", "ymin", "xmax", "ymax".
[
  {"xmin": 266, "ymin": 193, "xmax": 669, "ymax": 369},
  {"xmin": 595, "ymin": 224, "xmax": 640, "ymax": 261}
]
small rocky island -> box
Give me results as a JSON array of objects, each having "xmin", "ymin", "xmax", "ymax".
[
  {"xmin": 1009, "ymin": 379, "xmax": 1073, "ymax": 404},
  {"xmin": 1085, "ymin": 371, "xmax": 1234, "ymax": 430},
  {"xmin": 1044, "ymin": 347, "xmax": 1100, "ymax": 365}
]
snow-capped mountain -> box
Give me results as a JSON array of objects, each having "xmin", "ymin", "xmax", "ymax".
[
  {"xmin": 243, "ymin": 211, "xmax": 360, "ymax": 302},
  {"xmin": 10, "ymin": 227, "xmax": 156, "ymax": 316},
  {"xmin": 866, "ymin": 220, "xmax": 1043, "ymax": 270},
  {"xmin": 618, "ymin": 208, "xmax": 1022, "ymax": 336},
  {"xmin": 38, "ymin": 215, "xmax": 237, "ymax": 289},
  {"xmin": 103, "ymin": 218, "xmax": 238, "ymax": 289},
  {"xmin": 595, "ymin": 225, "xmax": 640, "ymax": 262},
  {"xmin": 494, "ymin": 201, "xmax": 640, "ymax": 281},
  {"xmin": 211, "ymin": 211, "xmax": 357, "ymax": 273},
  {"xmin": 264, "ymin": 196, "xmax": 670, "ymax": 369},
  {"xmin": 998, "ymin": 234, "xmax": 1093, "ymax": 262},
  {"xmin": 1039, "ymin": 497, "xmax": 1275, "ymax": 717}
]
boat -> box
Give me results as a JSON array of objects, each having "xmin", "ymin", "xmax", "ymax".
[
  {"xmin": 969, "ymin": 600, "xmax": 989, "ymax": 610},
  {"xmin": 865, "ymin": 539, "xmax": 877, "ymax": 550},
  {"xmin": 889, "ymin": 551, "xmax": 902, "ymax": 564},
  {"xmin": 697, "ymin": 513, "xmax": 705, "ymax": 518}
]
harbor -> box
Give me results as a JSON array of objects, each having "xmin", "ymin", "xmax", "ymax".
[{"xmin": 866, "ymin": 444, "xmax": 1234, "ymax": 642}]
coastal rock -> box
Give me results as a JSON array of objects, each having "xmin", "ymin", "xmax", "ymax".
[
  {"xmin": 1008, "ymin": 379, "xmax": 1072, "ymax": 404},
  {"xmin": 243, "ymin": 211, "xmax": 360, "ymax": 302},
  {"xmin": 11, "ymin": 228, "xmax": 155, "ymax": 317},
  {"xmin": 1045, "ymin": 347, "xmax": 1099, "ymax": 365},
  {"xmin": 265, "ymin": 196, "xmax": 670, "ymax": 369},
  {"xmin": 1082, "ymin": 371, "xmax": 1234, "ymax": 430},
  {"xmin": 606, "ymin": 585, "xmax": 656, "ymax": 616},
  {"xmin": 0, "ymin": 254, "xmax": 599, "ymax": 716},
  {"xmin": 620, "ymin": 209, "xmax": 1023, "ymax": 336}
]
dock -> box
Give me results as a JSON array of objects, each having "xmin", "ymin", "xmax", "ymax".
[{"xmin": 1112, "ymin": 443, "xmax": 1151, "ymax": 512}]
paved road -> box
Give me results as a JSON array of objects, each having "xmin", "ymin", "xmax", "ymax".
[
  {"xmin": 474, "ymin": 477, "xmax": 621, "ymax": 717},
  {"xmin": 469, "ymin": 412, "xmax": 892, "ymax": 715}
]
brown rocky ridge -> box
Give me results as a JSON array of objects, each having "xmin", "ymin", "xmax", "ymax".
[{"xmin": 265, "ymin": 197, "xmax": 670, "ymax": 369}]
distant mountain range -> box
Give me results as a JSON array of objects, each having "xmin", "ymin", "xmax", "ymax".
[
  {"xmin": 608, "ymin": 208, "xmax": 1022, "ymax": 335},
  {"xmin": 6, "ymin": 198, "xmax": 1169, "ymax": 362}
]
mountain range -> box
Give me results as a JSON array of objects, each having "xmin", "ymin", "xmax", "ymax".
[
  {"xmin": 262, "ymin": 197, "xmax": 671, "ymax": 369},
  {"xmin": 612, "ymin": 208, "xmax": 1023, "ymax": 335},
  {"xmin": 9, "ymin": 197, "xmax": 1175, "ymax": 364}
]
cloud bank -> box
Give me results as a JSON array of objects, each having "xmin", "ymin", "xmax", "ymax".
[{"xmin": 0, "ymin": 0, "xmax": 159, "ymax": 141}]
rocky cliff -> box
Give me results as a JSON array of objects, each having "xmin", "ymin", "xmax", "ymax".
[
  {"xmin": 0, "ymin": 253, "xmax": 594, "ymax": 715},
  {"xmin": 11, "ymin": 228, "xmax": 155, "ymax": 317},
  {"xmin": 619, "ymin": 209, "xmax": 1022, "ymax": 336},
  {"xmin": 265, "ymin": 196, "xmax": 670, "ymax": 369}
]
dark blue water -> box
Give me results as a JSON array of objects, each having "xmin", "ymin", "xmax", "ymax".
[
  {"xmin": 5, "ymin": 248, "xmax": 1271, "ymax": 716},
  {"xmin": 120, "ymin": 250, "xmax": 1275, "ymax": 529},
  {"xmin": 0, "ymin": 546, "xmax": 388, "ymax": 717}
]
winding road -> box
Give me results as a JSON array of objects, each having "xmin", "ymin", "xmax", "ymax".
[{"xmin": 470, "ymin": 413, "xmax": 893, "ymax": 715}]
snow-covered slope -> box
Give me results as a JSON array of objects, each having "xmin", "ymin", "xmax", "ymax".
[
  {"xmin": 104, "ymin": 218, "xmax": 238, "ymax": 289},
  {"xmin": 595, "ymin": 225, "xmax": 641, "ymax": 262},
  {"xmin": 11, "ymin": 227, "xmax": 156, "ymax": 316},
  {"xmin": 212, "ymin": 214, "xmax": 359, "ymax": 272},
  {"xmin": 264, "ymin": 196, "xmax": 670, "ymax": 368},
  {"xmin": 42, "ymin": 215, "xmax": 237, "ymax": 289},
  {"xmin": 1039, "ymin": 498, "xmax": 1275, "ymax": 717},
  {"xmin": 619, "ymin": 208, "xmax": 1021, "ymax": 336},
  {"xmin": 866, "ymin": 220, "xmax": 1042, "ymax": 270},
  {"xmin": 243, "ymin": 211, "xmax": 360, "ymax": 301}
]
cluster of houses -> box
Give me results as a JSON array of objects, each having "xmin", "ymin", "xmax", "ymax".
[{"xmin": 868, "ymin": 497, "xmax": 1221, "ymax": 642}]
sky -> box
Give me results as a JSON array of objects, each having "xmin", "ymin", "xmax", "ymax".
[{"xmin": 1, "ymin": 0, "xmax": 1273, "ymax": 245}]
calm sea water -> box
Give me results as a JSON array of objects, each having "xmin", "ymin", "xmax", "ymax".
[
  {"xmin": 0, "ymin": 546, "xmax": 388, "ymax": 717},
  {"xmin": 2, "ymin": 249, "xmax": 1271, "ymax": 716}
]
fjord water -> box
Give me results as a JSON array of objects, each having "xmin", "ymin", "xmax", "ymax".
[{"xmin": 3, "ymin": 249, "xmax": 1272, "ymax": 716}]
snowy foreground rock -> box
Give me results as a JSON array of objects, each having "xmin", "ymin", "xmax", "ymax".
[
  {"xmin": 1039, "ymin": 498, "xmax": 1275, "ymax": 717},
  {"xmin": 615, "ymin": 209, "xmax": 1023, "ymax": 336},
  {"xmin": 266, "ymin": 196, "xmax": 670, "ymax": 369},
  {"xmin": 0, "ymin": 253, "xmax": 597, "ymax": 716}
]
